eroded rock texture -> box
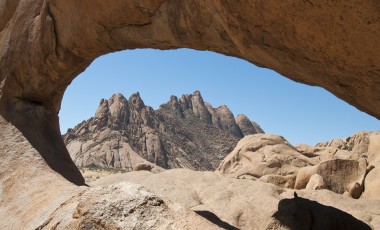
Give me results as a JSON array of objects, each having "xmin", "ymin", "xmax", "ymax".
[
  {"xmin": 93, "ymin": 169, "xmax": 379, "ymax": 229},
  {"xmin": 64, "ymin": 91, "xmax": 262, "ymax": 171},
  {"xmin": 0, "ymin": 0, "xmax": 379, "ymax": 184},
  {"xmin": 0, "ymin": 1, "xmax": 379, "ymax": 229},
  {"xmin": 218, "ymin": 132, "xmax": 380, "ymax": 200}
]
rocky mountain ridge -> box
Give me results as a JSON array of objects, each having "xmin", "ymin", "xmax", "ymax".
[{"xmin": 63, "ymin": 91, "xmax": 263, "ymax": 171}]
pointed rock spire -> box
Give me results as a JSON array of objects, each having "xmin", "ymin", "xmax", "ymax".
[
  {"xmin": 236, "ymin": 114, "xmax": 264, "ymax": 135},
  {"xmin": 93, "ymin": 98, "xmax": 110, "ymax": 129},
  {"xmin": 108, "ymin": 93, "xmax": 129, "ymax": 129},
  {"xmin": 128, "ymin": 92, "xmax": 145, "ymax": 112},
  {"xmin": 169, "ymin": 95, "xmax": 183, "ymax": 116},
  {"xmin": 216, "ymin": 105, "xmax": 243, "ymax": 138},
  {"xmin": 191, "ymin": 90, "xmax": 212, "ymax": 124}
]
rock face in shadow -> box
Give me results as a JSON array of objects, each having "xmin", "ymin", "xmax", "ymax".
[
  {"xmin": 0, "ymin": 115, "xmax": 84, "ymax": 228},
  {"xmin": 64, "ymin": 91, "xmax": 263, "ymax": 170},
  {"xmin": 268, "ymin": 197, "xmax": 372, "ymax": 230}
]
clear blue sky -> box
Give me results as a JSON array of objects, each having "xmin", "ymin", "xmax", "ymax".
[{"xmin": 60, "ymin": 48, "xmax": 379, "ymax": 146}]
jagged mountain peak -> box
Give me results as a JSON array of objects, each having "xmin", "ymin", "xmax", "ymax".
[
  {"xmin": 64, "ymin": 91, "xmax": 264, "ymax": 171},
  {"xmin": 128, "ymin": 92, "xmax": 145, "ymax": 111},
  {"xmin": 110, "ymin": 93, "xmax": 127, "ymax": 100}
]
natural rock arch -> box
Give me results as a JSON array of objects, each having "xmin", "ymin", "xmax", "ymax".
[{"xmin": 0, "ymin": 0, "xmax": 379, "ymax": 185}]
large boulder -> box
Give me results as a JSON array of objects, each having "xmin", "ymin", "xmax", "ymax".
[
  {"xmin": 294, "ymin": 159, "xmax": 368, "ymax": 199},
  {"xmin": 297, "ymin": 132, "xmax": 380, "ymax": 200},
  {"xmin": 39, "ymin": 182, "xmax": 217, "ymax": 230},
  {"xmin": 217, "ymin": 134, "xmax": 316, "ymax": 179}
]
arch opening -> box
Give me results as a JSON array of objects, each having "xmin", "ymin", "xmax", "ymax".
[
  {"xmin": 0, "ymin": 0, "xmax": 378, "ymax": 186},
  {"xmin": 61, "ymin": 48, "xmax": 380, "ymax": 148}
]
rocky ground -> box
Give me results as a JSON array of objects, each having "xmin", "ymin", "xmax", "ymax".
[{"xmin": 63, "ymin": 91, "xmax": 263, "ymax": 171}]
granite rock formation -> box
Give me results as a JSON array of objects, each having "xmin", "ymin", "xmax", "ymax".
[
  {"xmin": 1, "ymin": 1, "xmax": 380, "ymax": 229},
  {"xmin": 63, "ymin": 91, "xmax": 263, "ymax": 171},
  {"xmin": 217, "ymin": 134, "xmax": 317, "ymax": 179},
  {"xmin": 0, "ymin": 0, "xmax": 379, "ymax": 185},
  {"xmin": 217, "ymin": 132, "xmax": 380, "ymax": 200}
]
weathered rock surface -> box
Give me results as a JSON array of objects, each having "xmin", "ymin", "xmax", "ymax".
[
  {"xmin": 0, "ymin": 0, "xmax": 378, "ymax": 186},
  {"xmin": 93, "ymin": 169, "xmax": 380, "ymax": 229},
  {"xmin": 0, "ymin": 115, "xmax": 84, "ymax": 229},
  {"xmin": 219, "ymin": 132, "xmax": 380, "ymax": 200},
  {"xmin": 1, "ymin": 0, "xmax": 379, "ymax": 120},
  {"xmin": 258, "ymin": 174, "xmax": 296, "ymax": 189},
  {"xmin": 296, "ymin": 132, "xmax": 380, "ymax": 199},
  {"xmin": 217, "ymin": 134, "xmax": 317, "ymax": 179},
  {"xmin": 64, "ymin": 91, "xmax": 263, "ymax": 171},
  {"xmin": 39, "ymin": 182, "xmax": 218, "ymax": 230},
  {"xmin": 0, "ymin": 117, "xmax": 219, "ymax": 230},
  {"xmin": 1, "ymin": 1, "xmax": 380, "ymax": 229},
  {"xmin": 294, "ymin": 159, "xmax": 368, "ymax": 198}
]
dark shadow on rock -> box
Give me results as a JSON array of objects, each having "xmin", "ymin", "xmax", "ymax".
[
  {"xmin": 194, "ymin": 210, "xmax": 239, "ymax": 230},
  {"xmin": 271, "ymin": 197, "xmax": 372, "ymax": 230},
  {"xmin": 0, "ymin": 98, "xmax": 85, "ymax": 186},
  {"xmin": 303, "ymin": 152, "xmax": 319, "ymax": 158}
]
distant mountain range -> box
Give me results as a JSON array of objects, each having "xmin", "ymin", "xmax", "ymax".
[{"xmin": 63, "ymin": 91, "xmax": 264, "ymax": 170}]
